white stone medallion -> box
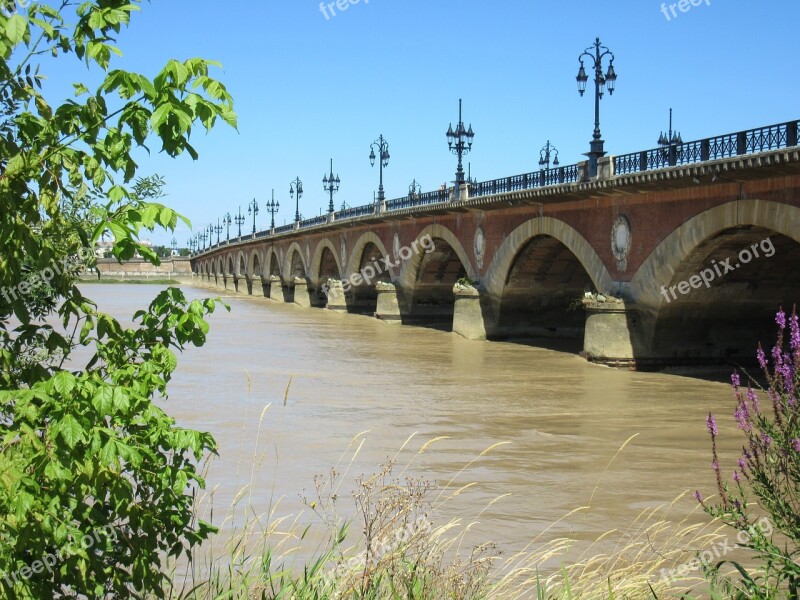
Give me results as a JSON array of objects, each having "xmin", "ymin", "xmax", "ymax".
[
  {"xmin": 474, "ymin": 227, "xmax": 486, "ymax": 271},
  {"xmin": 611, "ymin": 215, "xmax": 631, "ymax": 272}
]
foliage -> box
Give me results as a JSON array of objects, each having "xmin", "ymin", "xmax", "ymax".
[
  {"xmin": 0, "ymin": 0, "xmax": 235, "ymax": 596},
  {"xmin": 698, "ymin": 308, "xmax": 800, "ymax": 598}
]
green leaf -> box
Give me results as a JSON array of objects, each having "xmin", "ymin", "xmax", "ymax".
[
  {"xmin": 58, "ymin": 415, "xmax": 84, "ymax": 449},
  {"xmin": 5, "ymin": 14, "xmax": 28, "ymax": 45}
]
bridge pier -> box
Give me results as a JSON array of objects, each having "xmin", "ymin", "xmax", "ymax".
[
  {"xmin": 323, "ymin": 279, "xmax": 348, "ymax": 312},
  {"xmin": 452, "ymin": 283, "xmax": 495, "ymax": 341},
  {"xmin": 293, "ymin": 277, "xmax": 312, "ymax": 308},
  {"xmin": 375, "ymin": 282, "xmax": 402, "ymax": 324},
  {"xmin": 582, "ymin": 299, "xmax": 648, "ymax": 369},
  {"xmin": 268, "ymin": 275, "xmax": 284, "ymax": 302}
]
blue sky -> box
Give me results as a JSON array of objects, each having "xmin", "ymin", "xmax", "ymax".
[{"xmin": 42, "ymin": 0, "xmax": 800, "ymax": 246}]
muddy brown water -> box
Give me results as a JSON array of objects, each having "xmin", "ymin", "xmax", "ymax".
[{"xmin": 85, "ymin": 283, "xmax": 748, "ymax": 578}]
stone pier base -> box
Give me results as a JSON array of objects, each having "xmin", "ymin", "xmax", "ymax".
[
  {"xmin": 269, "ymin": 275, "xmax": 284, "ymax": 302},
  {"xmin": 582, "ymin": 299, "xmax": 645, "ymax": 368},
  {"xmin": 293, "ymin": 277, "xmax": 311, "ymax": 308},
  {"xmin": 324, "ymin": 279, "xmax": 348, "ymax": 312},
  {"xmin": 452, "ymin": 284, "xmax": 488, "ymax": 340},
  {"xmin": 375, "ymin": 282, "xmax": 402, "ymax": 324}
]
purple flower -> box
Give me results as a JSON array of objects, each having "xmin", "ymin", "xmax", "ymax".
[
  {"xmin": 734, "ymin": 404, "xmax": 751, "ymax": 431},
  {"xmin": 712, "ymin": 460, "xmax": 719, "ymax": 471},
  {"xmin": 706, "ymin": 413, "xmax": 718, "ymax": 437},
  {"xmin": 731, "ymin": 371, "xmax": 741, "ymax": 390},
  {"xmin": 757, "ymin": 347, "xmax": 767, "ymax": 369},
  {"xmin": 694, "ymin": 490, "xmax": 703, "ymax": 503},
  {"xmin": 762, "ymin": 433, "xmax": 772, "ymax": 447},
  {"xmin": 747, "ymin": 388, "xmax": 760, "ymax": 415},
  {"xmin": 792, "ymin": 439, "xmax": 800, "ymax": 453},
  {"xmin": 738, "ymin": 457, "xmax": 746, "ymax": 469},
  {"xmin": 776, "ymin": 310, "xmax": 787, "ymax": 330},
  {"xmin": 791, "ymin": 313, "xmax": 800, "ymax": 350},
  {"xmin": 733, "ymin": 471, "xmax": 741, "ymax": 482}
]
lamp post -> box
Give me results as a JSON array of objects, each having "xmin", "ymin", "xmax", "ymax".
[
  {"xmin": 538, "ymin": 140, "xmax": 560, "ymax": 170},
  {"xmin": 200, "ymin": 231, "xmax": 207, "ymax": 251},
  {"xmin": 576, "ymin": 37, "xmax": 617, "ymax": 178},
  {"xmin": 234, "ymin": 206, "xmax": 245, "ymax": 237},
  {"xmin": 322, "ymin": 159, "xmax": 340, "ymax": 214},
  {"xmin": 207, "ymin": 224, "xmax": 214, "ymax": 249},
  {"xmin": 170, "ymin": 237, "xmax": 177, "ymax": 255},
  {"xmin": 223, "ymin": 213, "xmax": 232, "ymax": 241},
  {"xmin": 266, "ymin": 189, "xmax": 279, "ymax": 229},
  {"xmin": 446, "ymin": 98, "xmax": 475, "ymax": 192},
  {"xmin": 658, "ymin": 108, "xmax": 682, "ymax": 166},
  {"xmin": 247, "ymin": 198, "xmax": 259, "ymax": 234},
  {"xmin": 214, "ymin": 219, "xmax": 222, "ymax": 245},
  {"xmin": 369, "ymin": 135, "xmax": 390, "ymax": 202},
  {"xmin": 187, "ymin": 237, "xmax": 194, "ymax": 253},
  {"xmin": 408, "ymin": 179, "xmax": 421, "ymax": 201},
  {"xmin": 290, "ymin": 177, "xmax": 303, "ymax": 223}
]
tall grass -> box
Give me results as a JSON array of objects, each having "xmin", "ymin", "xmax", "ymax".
[{"xmin": 159, "ymin": 403, "xmax": 739, "ymax": 600}]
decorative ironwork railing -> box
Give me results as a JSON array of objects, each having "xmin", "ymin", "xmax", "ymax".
[
  {"xmin": 615, "ymin": 120, "xmax": 799, "ymax": 174},
  {"xmin": 470, "ymin": 164, "xmax": 580, "ymax": 198},
  {"xmin": 194, "ymin": 119, "xmax": 799, "ymax": 254}
]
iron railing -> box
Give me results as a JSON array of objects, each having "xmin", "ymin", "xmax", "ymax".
[
  {"xmin": 195, "ymin": 119, "xmax": 800, "ymax": 254},
  {"xmin": 470, "ymin": 164, "xmax": 580, "ymax": 198},
  {"xmin": 615, "ymin": 120, "xmax": 799, "ymax": 175}
]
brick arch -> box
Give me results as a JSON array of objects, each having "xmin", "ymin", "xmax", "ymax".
[
  {"xmin": 346, "ymin": 232, "xmax": 390, "ymax": 277},
  {"xmin": 235, "ymin": 251, "xmax": 247, "ymax": 278},
  {"xmin": 248, "ymin": 249, "xmax": 264, "ymax": 280},
  {"xmin": 482, "ymin": 217, "xmax": 614, "ymax": 301},
  {"xmin": 397, "ymin": 224, "xmax": 476, "ymax": 290},
  {"xmin": 264, "ymin": 246, "xmax": 281, "ymax": 277},
  {"xmin": 284, "ymin": 242, "xmax": 307, "ymax": 281},
  {"xmin": 630, "ymin": 199, "xmax": 800, "ymax": 312},
  {"xmin": 225, "ymin": 254, "xmax": 235, "ymax": 276},
  {"xmin": 309, "ymin": 238, "xmax": 343, "ymax": 285}
]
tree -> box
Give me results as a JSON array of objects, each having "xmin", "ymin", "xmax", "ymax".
[{"xmin": 0, "ymin": 1, "xmax": 236, "ymax": 596}]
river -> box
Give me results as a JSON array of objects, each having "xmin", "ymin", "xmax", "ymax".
[{"xmin": 87, "ymin": 283, "xmax": 745, "ymax": 583}]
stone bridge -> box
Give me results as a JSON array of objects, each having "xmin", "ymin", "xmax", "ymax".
[{"xmin": 191, "ymin": 120, "xmax": 800, "ymax": 369}]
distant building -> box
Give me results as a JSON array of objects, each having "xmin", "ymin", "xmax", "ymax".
[{"xmin": 94, "ymin": 239, "xmax": 153, "ymax": 259}]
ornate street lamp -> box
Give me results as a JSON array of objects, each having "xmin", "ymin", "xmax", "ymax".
[
  {"xmin": 369, "ymin": 135, "xmax": 390, "ymax": 202},
  {"xmin": 266, "ymin": 189, "xmax": 279, "ymax": 229},
  {"xmin": 322, "ymin": 159, "xmax": 341, "ymax": 214},
  {"xmin": 446, "ymin": 98, "xmax": 475, "ymax": 191},
  {"xmin": 200, "ymin": 231, "xmax": 207, "ymax": 251},
  {"xmin": 658, "ymin": 108, "xmax": 682, "ymax": 166},
  {"xmin": 223, "ymin": 212, "xmax": 232, "ymax": 241},
  {"xmin": 234, "ymin": 206, "xmax": 245, "ymax": 237},
  {"xmin": 170, "ymin": 237, "xmax": 177, "ymax": 255},
  {"xmin": 187, "ymin": 237, "xmax": 195, "ymax": 253},
  {"xmin": 247, "ymin": 198, "xmax": 259, "ymax": 234},
  {"xmin": 289, "ymin": 177, "xmax": 303, "ymax": 223},
  {"xmin": 214, "ymin": 219, "xmax": 222, "ymax": 245},
  {"xmin": 538, "ymin": 140, "xmax": 560, "ymax": 170},
  {"xmin": 576, "ymin": 37, "xmax": 618, "ymax": 178},
  {"xmin": 206, "ymin": 223, "xmax": 214, "ymax": 248},
  {"xmin": 408, "ymin": 179, "xmax": 421, "ymax": 201}
]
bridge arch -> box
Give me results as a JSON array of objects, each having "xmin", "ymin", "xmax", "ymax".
[
  {"xmin": 476, "ymin": 217, "xmax": 612, "ymax": 343},
  {"xmin": 225, "ymin": 254, "xmax": 235, "ymax": 277},
  {"xmin": 631, "ymin": 199, "xmax": 800, "ymax": 362},
  {"xmin": 248, "ymin": 249, "xmax": 263, "ymax": 280},
  {"xmin": 284, "ymin": 242, "xmax": 308, "ymax": 281},
  {"xmin": 264, "ymin": 247, "xmax": 281, "ymax": 278},
  {"xmin": 396, "ymin": 224, "xmax": 475, "ymax": 330},
  {"xmin": 310, "ymin": 238, "xmax": 343, "ymax": 285},
  {"xmin": 345, "ymin": 232, "xmax": 390, "ymax": 277}
]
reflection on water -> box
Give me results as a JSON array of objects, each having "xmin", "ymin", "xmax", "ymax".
[{"xmin": 88, "ymin": 284, "xmax": 743, "ymax": 564}]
